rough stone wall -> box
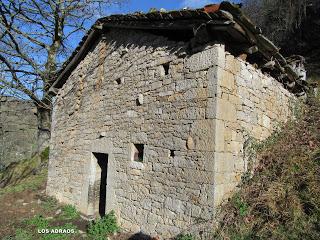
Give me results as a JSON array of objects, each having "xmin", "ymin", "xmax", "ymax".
[
  {"xmin": 0, "ymin": 96, "xmax": 38, "ymax": 168},
  {"xmin": 211, "ymin": 51, "xmax": 295, "ymax": 206},
  {"xmin": 47, "ymin": 30, "xmax": 221, "ymax": 238},
  {"xmin": 46, "ymin": 29, "xmax": 296, "ymax": 238}
]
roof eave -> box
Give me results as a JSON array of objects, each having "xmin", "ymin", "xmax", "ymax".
[{"xmin": 49, "ymin": 24, "xmax": 103, "ymax": 95}]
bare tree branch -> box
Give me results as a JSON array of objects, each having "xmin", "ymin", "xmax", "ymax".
[
  {"xmin": 242, "ymin": 0, "xmax": 308, "ymax": 44},
  {"xmin": 0, "ymin": 0, "xmax": 126, "ymax": 105}
]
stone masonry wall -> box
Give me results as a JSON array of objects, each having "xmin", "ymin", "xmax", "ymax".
[
  {"xmin": 47, "ymin": 30, "xmax": 221, "ymax": 238},
  {"xmin": 46, "ymin": 29, "xmax": 296, "ymax": 238},
  {"xmin": 0, "ymin": 96, "xmax": 38, "ymax": 168},
  {"xmin": 211, "ymin": 50, "xmax": 295, "ymax": 206}
]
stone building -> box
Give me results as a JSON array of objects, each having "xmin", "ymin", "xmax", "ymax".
[{"xmin": 46, "ymin": 2, "xmax": 306, "ymax": 238}]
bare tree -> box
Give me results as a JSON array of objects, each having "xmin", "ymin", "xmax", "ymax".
[
  {"xmin": 0, "ymin": 0, "xmax": 125, "ymax": 151},
  {"xmin": 242, "ymin": 0, "xmax": 309, "ymax": 44}
]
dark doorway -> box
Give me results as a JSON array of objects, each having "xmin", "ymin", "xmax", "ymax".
[{"xmin": 93, "ymin": 152, "xmax": 108, "ymax": 217}]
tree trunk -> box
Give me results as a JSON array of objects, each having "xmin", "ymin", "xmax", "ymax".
[{"xmin": 37, "ymin": 107, "xmax": 51, "ymax": 153}]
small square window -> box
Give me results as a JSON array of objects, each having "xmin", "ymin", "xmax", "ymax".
[
  {"xmin": 115, "ymin": 78, "xmax": 121, "ymax": 84},
  {"xmin": 170, "ymin": 150, "xmax": 175, "ymax": 157},
  {"xmin": 132, "ymin": 144, "xmax": 144, "ymax": 162}
]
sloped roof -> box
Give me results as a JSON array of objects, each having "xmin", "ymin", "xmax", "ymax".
[{"xmin": 50, "ymin": 1, "xmax": 308, "ymax": 96}]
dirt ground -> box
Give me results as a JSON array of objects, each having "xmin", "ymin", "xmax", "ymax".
[
  {"xmin": 0, "ymin": 181, "xmax": 159, "ymax": 240},
  {"xmin": 0, "ymin": 181, "xmax": 89, "ymax": 239},
  {"xmin": 0, "ymin": 183, "xmax": 47, "ymax": 237}
]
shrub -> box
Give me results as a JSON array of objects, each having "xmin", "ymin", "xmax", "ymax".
[
  {"xmin": 233, "ymin": 195, "xmax": 249, "ymax": 217},
  {"xmin": 87, "ymin": 210, "xmax": 120, "ymax": 239}
]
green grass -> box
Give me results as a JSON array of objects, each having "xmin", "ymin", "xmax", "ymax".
[
  {"xmin": 14, "ymin": 210, "xmax": 82, "ymax": 240},
  {"xmin": 14, "ymin": 228, "xmax": 34, "ymax": 240},
  {"xmin": 232, "ymin": 194, "xmax": 249, "ymax": 217},
  {"xmin": 41, "ymin": 223, "xmax": 79, "ymax": 240},
  {"xmin": 60, "ymin": 205, "xmax": 80, "ymax": 220},
  {"xmin": 0, "ymin": 169, "xmax": 47, "ymax": 196},
  {"xmin": 19, "ymin": 215, "xmax": 80, "ymax": 240},
  {"xmin": 2, "ymin": 228, "xmax": 34, "ymax": 240},
  {"xmin": 0, "ymin": 147, "xmax": 84, "ymax": 240},
  {"xmin": 25, "ymin": 215, "xmax": 49, "ymax": 229}
]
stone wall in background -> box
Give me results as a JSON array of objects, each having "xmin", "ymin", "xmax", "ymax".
[{"xmin": 0, "ymin": 96, "xmax": 38, "ymax": 168}]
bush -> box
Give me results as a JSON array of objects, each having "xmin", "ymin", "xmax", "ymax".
[
  {"xmin": 87, "ymin": 210, "xmax": 120, "ymax": 239},
  {"xmin": 233, "ymin": 194, "xmax": 249, "ymax": 217}
]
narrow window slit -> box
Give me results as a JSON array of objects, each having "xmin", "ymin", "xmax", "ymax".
[
  {"xmin": 162, "ymin": 62, "xmax": 170, "ymax": 75},
  {"xmin": 132, "ymin": 144, "xmax": 144, "ymax": 162}
]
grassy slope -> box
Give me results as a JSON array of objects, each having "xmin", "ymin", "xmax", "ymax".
[{"xmin": 213, "ymin": 97, "xmax": 320, "ymax": 240}]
